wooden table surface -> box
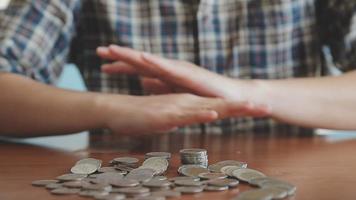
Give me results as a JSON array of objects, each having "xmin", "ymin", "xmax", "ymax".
[{"xmin": 1, "ymin": 132, "xmax": 356, "ymax": 200}]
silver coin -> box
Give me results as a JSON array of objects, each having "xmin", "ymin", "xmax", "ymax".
[
  {"xmin": 204, "ymin": 185, "xmax": 229, "ymax": 191},
  {"xmin": 180, "ymin": 148, "xmax": 207, "ymax": 155},
  {"xmin": 94, "ymin": 172, "xmax": 124, "ymax": 184},
  {"xmin": 113, "ymin": 157, "xmax": 139, "ymax": 164},
  {"xmin": 142, "ymin": 157, "xmax": 169, "ymax": 175},
  {"xmin": 51, "ymin": 187, "xmax": 80, "ymax": 195},
  {"xmin": 56, "ymin": 173, "xmax": 87, "ymax": 181},
  {"xmin": 82, "ymin": 182, "xmax": 112, "ymax": 191},
  {"xmin": 233, "ymin": 189, "xmax": 273, "ymax": 200},
  {"xmin": 98, "ymin": 167, "xmax": 120, "ymax": 173},
  {"xmin": 260, "ymin": 180, "xmax": 297, "ymax": 196},
  {"xmin": 208, "ymin": 178, "xmax": 239, "ymax": 188},
  {"xmin": 145, "ymin": 152, "xmax": 171, "ymax": 159},
  {"xmin": 110, "ymin": 178, "xmax": 140, "ymax": 187},
  {"xmin": 220, "ymin": 166, "xmax": 244, "ymax": 177},
  {"xmin": 232, "ymin": 168, "xmax": 266, "ymax": 182},
  {"xmin": 208, "ymin": 160, "xmax": 247, "ymax": 173},
  {"xmin": 174, "ymin": 179, "xmax": 203, "ymax": 187},
  {"xmin": 151, "ymin": 176, "xmax": 168, "ymax": 181},
  {"xmin": 113, "ymin": 187, "xmax": 150, "ymax": 194},
  {"xmin": 45, "ymin": 183, "xmax": 63, "ymax": 189},
  {"xmin": 114, "ymin": 165, "xmax": 135, "ymax": 172},
  {"xmin": 94, "ymin": 193, "xmax": 126, "ymax": 200},
  {"xmin": 126, "ymin": 168, "xmax": 155, "ymax": 182},
  {"xmin": 71, "ymin": 163, "xmax": 99, "ymax": 175},
  {"xmin": 168, "ymin": 176, "xmax": 200, "ymax": 182},
  {"xmin": 198, "ymin": 172, "xmax": 227, "ymax": 180},
  {"xmin": 142, "ymin": 179, "xmax": 172, "ymax": 188},
  {"xmin": 79, "ymin": 190, "xmax": 109, "ymax": 197},
  {"xmin": 32, "ymin": 179, "xmax": 58, "ymax": 187},
  {"xmin": 62, "ymin": 181, "xmax": 83, "ymax": 188},
  {"xmin": 180, "ymin": 165, "xmax": 209, "ymax": 177},
  {"xmin": 174, "ymin": 186, "xmax": 204, "ymax": 194},
  {"xmin": 259, "ymin": 187, "xmax": 288, "ymax": 199},
  {"xmin": 76, "ymin": 158, "xmax": 102, "ymax": 166}
]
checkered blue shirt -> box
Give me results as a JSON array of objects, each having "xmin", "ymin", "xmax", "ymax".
[{"xmin": 1, "ymin": 0, "xmax": 356, "ymax": 134}]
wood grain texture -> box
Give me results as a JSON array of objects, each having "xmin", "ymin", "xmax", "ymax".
[{"xmin": 1, "ymin": 132, "xmax": 356, "ymax": 200}]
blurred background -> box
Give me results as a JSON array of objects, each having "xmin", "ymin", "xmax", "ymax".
[{"xmin": 1, "ymin": 0, "xmax": 356, "ymax": 151}]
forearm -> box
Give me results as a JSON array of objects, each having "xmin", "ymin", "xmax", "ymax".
[
  {"xmin": 246, "ymin": 71, "xmax": 356, "ymax": 130},
  {"xmin": 0, "ymin": 73, "xmax": 105, "ymax": 137}
]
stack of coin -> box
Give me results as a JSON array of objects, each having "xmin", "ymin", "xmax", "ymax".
[{"xmin": 180, "ymin": 148, "xmax": 208, "ymax": 167}]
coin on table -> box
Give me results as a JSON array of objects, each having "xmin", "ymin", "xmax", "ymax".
[
  {"xmin": 142, "ymin": 157, "xmax": 169, "ymax": 175},
  {"xmin": 248, "ymin": 177, "xmax": 276, "ymax": 186},
  {"xmin": 221, "ymin": 166, "xmax": 245, "ymax": 177},
  {"xmin": 232, "ymin": 189, "xmax": 273, "ymax": 200},
  {"xmin": 232, "ymin": 168, "xmax": 266, "ymax": 182},
  {"xmin": 82, "ymin": 182, "xmax": 112, "ymax": 191},
  {"xmin": 32, "ymin": 179, "xmax": 59, "ymax": 187},
  {"xmin": 260, "ymin": 180, "xmax": 297, "ymax": 196},
  {"xmin": 208, "ymin": 178, "xmax": 239, "ymax": 188},
  {"xmin": 198, "ymin": 172, "xmax": 227, "ymax": 180},
  {"xmin": 110, "ymin": 178, "xmax": 140, "ymax": 187},
  {"xmin": 113, "ymin": 187, "xmax": 150, "ymax": 194},
  {"xmin": 204, "ymin": 185, "xmax": 229, "ymax": 191},
  {"xmin": 142, "ymin": 179, "xmax": 172, "ymax": 188},
  {"xmin": 62, "ymin": 181, "xmax": 84, "ymax": 188},
  {"xmin": 126, "ymin": 168, "xmax": 155, "ymax": 182},
  {"xmin": 174, "ymin": 186, "xmax": 204, "ymax": 194},
  {"xmin": 45, "ymin": 183, "xmax": 63, "ymax": 189},
  {"xmin": 151, "ymin": 190, "xmax": 182, "ymax": 198},
  {"xmin": 180, "ymin": 148, "xmax": 207, "ymax": 156},
  {"xmin": 113, "ymin": 157, "xmax": 139, "ymax": 165},
  {"xmin": 98, "ymin": 167, "xmax": 120, "ymax": 173},
  {"xmin": 56, "ymin": 173, "xmax": 87, "ymax": 181},
  {"xmin": 208, "ymin": 160, "xmax": 247, "ymax": 173},
  {"xmin": 94, "ymin": 172, "xmax": 124, "ymax": 184},
  {"xmin": 174, "ymin": 179, "xmax": 203, "ymax": 187},
  {"xmin": 259, "ymin": 187, "xmax": 288, "ymax": 199},
  {"xmin": 71, "ymin": 163, "xmax": 99, "ymax": 175},
  {"xmin": 94, "ymin": 193, "xmax": 126, "ymax": 200},
  {"xmin": 145, "ymin": 152, "xmax": 171, "ymax": 159},
  {"xmin": 51, "ymin": 187, "xmax": 80, "ymax": 195},
  {"xmin": 169, "ymin": 176, "xmax": 200, "ymax": 182},
  {"xmin": 114, "ymin": 164, "xmax": 135, "ymax": 172},
  {"xmin": 79, "ymin": 190, "xmax": 109, "ymax": 197},
  {"xmin": 179, "ymin": 165, "xmax": 209, "ymax": 177},
  {"xmin": 76, "ymin": 158, "xmax": 102, "ymax": 166},
  {"xmin": 151, "ymin": 176, "xmax": 168, "ymax": 181}
]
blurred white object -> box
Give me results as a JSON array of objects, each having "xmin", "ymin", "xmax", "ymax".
[{"xmin": 0, "ymin": 0, "xmax": 10, "ymax": 10}]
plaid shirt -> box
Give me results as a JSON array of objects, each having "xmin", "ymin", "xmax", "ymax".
[{"xmin": 1, "ymin": 0, "xmax": 356, "ymax": 134}]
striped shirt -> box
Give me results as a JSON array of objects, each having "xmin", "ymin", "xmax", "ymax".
[{"xmin": 1, "ymin": 0, "xmax": 356, "ymax": 134}]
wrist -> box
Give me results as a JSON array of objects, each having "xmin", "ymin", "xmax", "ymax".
[{"xmin": 92, "ymin": 93, "xmax": 114, "ymax": 129}]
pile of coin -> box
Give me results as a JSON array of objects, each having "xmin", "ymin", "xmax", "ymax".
[
  {"xmin": 32, "ymin": 149, "xmax": 296, "ymax": 200},
  {"xmin": 180, "ymin": 148, "xmax": 208, "ymax": 167}
]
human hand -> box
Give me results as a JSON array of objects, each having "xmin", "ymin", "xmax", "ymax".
[
  {"xmin": 95, "ymin": 93, "xmax": 264, "ymax": 135},
  {"xmin": 97, "ymin": 45, "xmax": 269, "ymax": 117}
]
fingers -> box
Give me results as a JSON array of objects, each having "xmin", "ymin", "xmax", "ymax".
[
  {"xmin": 141, "ymin": 77, "xmax": 174, "ymax": 94},
  {"xmin": 101, "ymin": 61, "xmax": 140, "ymax": 75}
]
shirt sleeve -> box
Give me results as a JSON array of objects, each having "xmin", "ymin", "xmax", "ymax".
[
  {"xmin": 0, "ymin": 0, "xmax": 81, "ymax": 84},
  {"xmin": 316, "ymin": 0, "xmax": 356, "ymax": 72}
]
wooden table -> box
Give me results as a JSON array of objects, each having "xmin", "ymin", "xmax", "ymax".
[{"xmin": 1, "ymin": 132, "xmax": 356, "ymax": 200}]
